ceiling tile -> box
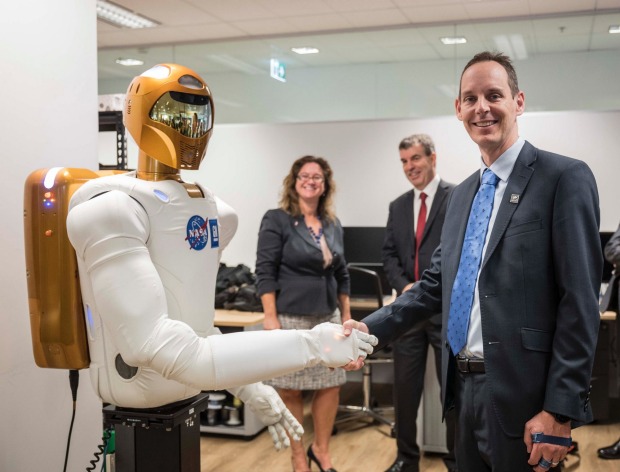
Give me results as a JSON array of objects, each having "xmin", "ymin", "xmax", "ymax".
[
  {"xmin": 527, "ymin": 0, "xmax": 598, "ymax": 16},
  {"xmin": 323, "ymin": 0, "xmax": 396, "ymax": 12},
  {"xmin": 341, "ymin": 9, "xmax": 411, "ymax": 28},
  {"xmin": 232, "ymin": 18, "xmax": 307, "ymax": 36},
  {"xmin": 399, "ymin": 4, "xmax": 472, "ymax": 24},
  {"xmin": 285, "ymin": 13, "xmax": 354, "ymax": 32},
  {"xmin": 463, "ymin": 0, "xmax": 531, "ymax": 20},
  {"xmin": 254, "ymin": 0, "xmax": 333, "ymax": 17},
  {"xmin": 185, "ymin": 0, "xmax": 275, "ymax": 21}
]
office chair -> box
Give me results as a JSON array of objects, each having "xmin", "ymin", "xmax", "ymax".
[{"xmin": 336, "ymin": 265, "xmax": 395, "ymax": 432}]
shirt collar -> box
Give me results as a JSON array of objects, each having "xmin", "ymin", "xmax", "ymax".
[
  {"xmin": 414, "ymin": 174, "xmax": 440, "ymax": 199},
  {"xmin": 479, "ymin": 137, "xmax": 525, "ymax": 183}
]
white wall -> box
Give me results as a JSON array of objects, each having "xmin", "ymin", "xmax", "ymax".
[
  {"xmin": 172, "ymin": 110, "xmax": 620, "ymax": 269},
  {"xmin": 0, "ymin": 1, "xmax": 101, "ymax": 471}
]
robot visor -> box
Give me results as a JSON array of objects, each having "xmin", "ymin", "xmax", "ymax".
[{"xmin": 149, "ymin": 91, "xmax": 213, "ymax": 139}]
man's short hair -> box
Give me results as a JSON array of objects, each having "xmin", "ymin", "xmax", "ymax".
[
  {"xmin": 459, "ymin": 51, "xmax": 519, "ymax": 98},
  {"xmin": 398, "ymin": 134, "xmax": 435, "ymax": 156}
]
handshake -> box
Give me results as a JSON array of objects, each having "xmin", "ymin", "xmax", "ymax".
[
  {"xmin": 237, "ymin": 321, "xmax": 377, "ymax": 450},
  {"xmin": 205, "ymin": 319, "xmax": 377, "ymax": 450},
  {"xmin": 305, "ymin": 321, "xmax": 377, "ymax": 369}
]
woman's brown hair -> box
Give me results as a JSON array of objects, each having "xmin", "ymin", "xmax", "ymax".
[{"xmin": 279, "ymin": 155, "xmax": 336, "ymax": 223}]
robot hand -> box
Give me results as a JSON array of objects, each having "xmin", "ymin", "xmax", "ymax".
[
  {"xmin": 232, "ymin": 383, "xmax": 304, "ymax": 450},
  {"xmin": 307, "ymin": 322, "xmax": 378, "ymax": 368}
]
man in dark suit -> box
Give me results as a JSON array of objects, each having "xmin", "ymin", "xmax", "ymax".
[
  {"xmin": 382, "ymin": 134, "xmax": 456, "ymax": 472},
  {"xmin": 344, "ymin": 51, "xmax": 602, "ymax": 472},
  {"xmin": 597, "ymin": 223, "xmax": 620, "ymax": 460}
]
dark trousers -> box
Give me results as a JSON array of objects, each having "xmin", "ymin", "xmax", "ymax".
[
  {"xmin": 454, "ymin": 371, "xmax": 532, "ymax": 471},
  {"xmin": 392, "ymin": 317, "xmax": 456, "ymax": 470}
]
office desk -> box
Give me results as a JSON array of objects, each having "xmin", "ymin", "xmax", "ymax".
[
  {"xmin": 214, "ymin": 309, "xmax": 264, "ymax": 328},
  {"xmin": 601, "ymin": 311, "xmax": 617, "ymax": 321},
  {"xmin": 350, "ymin": 295, "xmax": 395, "ymax": 313}
]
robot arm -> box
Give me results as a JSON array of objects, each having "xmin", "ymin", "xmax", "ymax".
[{"xmin": 67, "ymin": 190, "xmax": 376, "ymax": 393}]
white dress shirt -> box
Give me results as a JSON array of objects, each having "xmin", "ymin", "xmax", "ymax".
[{"xmin": 463, "ymin": 137, "xmax": 525, "ymax": 359}]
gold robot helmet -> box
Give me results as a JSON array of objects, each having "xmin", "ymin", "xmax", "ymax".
[{"xmin": 124, "ymin": 63, "xmax": 214, "ymax": 170}]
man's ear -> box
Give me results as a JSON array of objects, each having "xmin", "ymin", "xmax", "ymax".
[{"xmin": 515, "ymin": 91, "xmax": 525, "ymax": 116}]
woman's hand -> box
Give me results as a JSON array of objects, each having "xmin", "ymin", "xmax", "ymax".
[
  {"xmin": 263, "ymin": 315, "xmax": 281, "ymax": 330},
  {"xmin": 260, "ymin": 292, "xmax": 280, "ymax": 330},
  {"xmin": 338, "ymin": 293, "xmax": 352, "ymax": 323}
]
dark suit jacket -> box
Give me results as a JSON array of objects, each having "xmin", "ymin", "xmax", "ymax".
[
  {"xmin": 364, "ymin": 141, "xmax": 602, "ymax": 437},
  {"xmin": 382, "ymin": 179, "xmax": 455, "ymax": 295},
  {"xmin": 255, "ymin": 208, "xmax": 350, "ymax": 316}
]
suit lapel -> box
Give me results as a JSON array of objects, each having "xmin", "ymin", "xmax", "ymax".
[
  {"xmin": 323, "ymin": 219, "xmax": 336, "ymax": 251},
  {"xmin": 402, "ymin": 190, "xmax": 414, "ymax": 247},
  {"xmin": 293, "ymin": 215, "xmax": 322, "ymax": 251},
  {"xmin": 481, "ymin": 143, "xmax": 536, "ymax": 268},
  {"xmin": 422, "ymin": 180, "xmax": 448, "ymax": 244}
]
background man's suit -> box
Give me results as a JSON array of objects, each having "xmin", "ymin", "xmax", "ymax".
[
  {"xmin": 382, "ymin": 180, "xmax": 456, "ymax": 470},
  {"xmin": 365, "ymin": 141, "xmax": 601, "ymax": 467}
]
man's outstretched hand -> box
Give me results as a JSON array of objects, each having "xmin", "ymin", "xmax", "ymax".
[{"xmin": 341, "ymin": 319, "xmax": 371, "ymax": 371}]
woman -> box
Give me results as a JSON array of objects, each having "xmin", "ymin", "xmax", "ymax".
[{"xmin": 256, "ymin": 156, "xmax": 351, "ymax": 472}]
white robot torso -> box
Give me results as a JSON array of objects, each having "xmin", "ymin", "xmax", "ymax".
[{"xmin": 68, "ymin": 172, "xmax": 237, "ymax": 407}]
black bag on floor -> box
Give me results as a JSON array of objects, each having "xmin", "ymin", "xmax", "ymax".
[
  {"xmin": 215, "ymin": 263, "xmax": 262, "ymax": 312},
  {"xmin": 224, "ymin": 284, "xmax": 263, "ymax": 312},
  {"xmin": 214, "ymin": 286, "xmax": 238, "ymax": 309},
  {"xmin": 215, "ymin": 263, "xmax": 255, "ymax": 292}
]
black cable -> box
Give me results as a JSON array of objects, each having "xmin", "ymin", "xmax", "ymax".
[
  {"xmin": 63, "ymin": 369, "xmax": 80, "ymax": 472},
  {"xmin": 87, "ymin": 428, "xmax": 112, "ymax": 472}
]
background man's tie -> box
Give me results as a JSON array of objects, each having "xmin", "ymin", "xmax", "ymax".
[
  {"xmin": 447, "ymin": 169, "xmax": 500, "ymax": 355},
  {"xmin": 414, "ymin": 192, "xmax": 427, "ymax": 281}
]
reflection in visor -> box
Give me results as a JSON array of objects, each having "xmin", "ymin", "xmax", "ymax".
[{"xmin": 149, "ymin": 92, "xmax": 213, "ymax": 138}]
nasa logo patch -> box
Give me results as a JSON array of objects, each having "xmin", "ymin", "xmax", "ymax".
[{"xmin": 185, "ymin": 215, "xmax": 209, "ymax": 250}]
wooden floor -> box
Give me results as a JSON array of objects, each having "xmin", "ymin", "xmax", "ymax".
[{"xmin": 200, "ymin": 408, "xmax": 620, "ymax": 471}]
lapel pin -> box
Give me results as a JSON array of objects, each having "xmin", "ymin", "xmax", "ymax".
[{"xmin": 510, "ymin": 194, "xmax": 520, "ymax": 204}]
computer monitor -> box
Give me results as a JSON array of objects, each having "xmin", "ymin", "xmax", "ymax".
[
  {"xmin": 343, "ymin": 227, "xmax": 392, "ymax": 296},
  {"xmin": 343, "ymin": 226, "xmax": 385, "ymax": 264}
]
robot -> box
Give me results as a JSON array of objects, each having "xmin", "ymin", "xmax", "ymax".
[{"xmin": 26, "ymin": 63, "xmax": 376, "ymax": 464}]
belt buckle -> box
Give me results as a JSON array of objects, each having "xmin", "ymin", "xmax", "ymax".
[{"xmin": 458, "ymin": 356, "xmax": 470, "ymax": 373}]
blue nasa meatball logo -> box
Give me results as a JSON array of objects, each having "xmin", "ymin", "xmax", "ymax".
[{"xmin": 185, "ymin": 215, "xmax": 209, "ymax": 250}]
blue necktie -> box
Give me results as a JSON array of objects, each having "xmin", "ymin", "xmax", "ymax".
[{"xmin": 447, "ymin": 169, "xmax": 500, "ymax": 355}]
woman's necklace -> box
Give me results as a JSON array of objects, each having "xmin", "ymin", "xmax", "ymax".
[{"xmin": 307, "ymin": 225, "xmax": 323, "ymax": 245}]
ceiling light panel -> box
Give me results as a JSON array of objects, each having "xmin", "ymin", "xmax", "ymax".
[
  {"xmin": 291, "ymin": 47, "xmax": 320, "ymax": 55},
  {"xmin": 96, "ymin": 0, "xmax": 159, "ymax": 29},
  {"xmin": 440, "ymin": 36, "xmax": 467, "ymax": 45},
  {"xmin": 115, "ymin": 58, "xmax": 144, "ymax": 66}
]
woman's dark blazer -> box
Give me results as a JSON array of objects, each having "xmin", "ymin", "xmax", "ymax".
[{"xmin": 255, "ymin": 208, "xmax": 350, "ymax": 316}]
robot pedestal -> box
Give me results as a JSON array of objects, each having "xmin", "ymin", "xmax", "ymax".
[{"xmin": 103, "ymin": 393, "xmax": 210, "ymax": 472}]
